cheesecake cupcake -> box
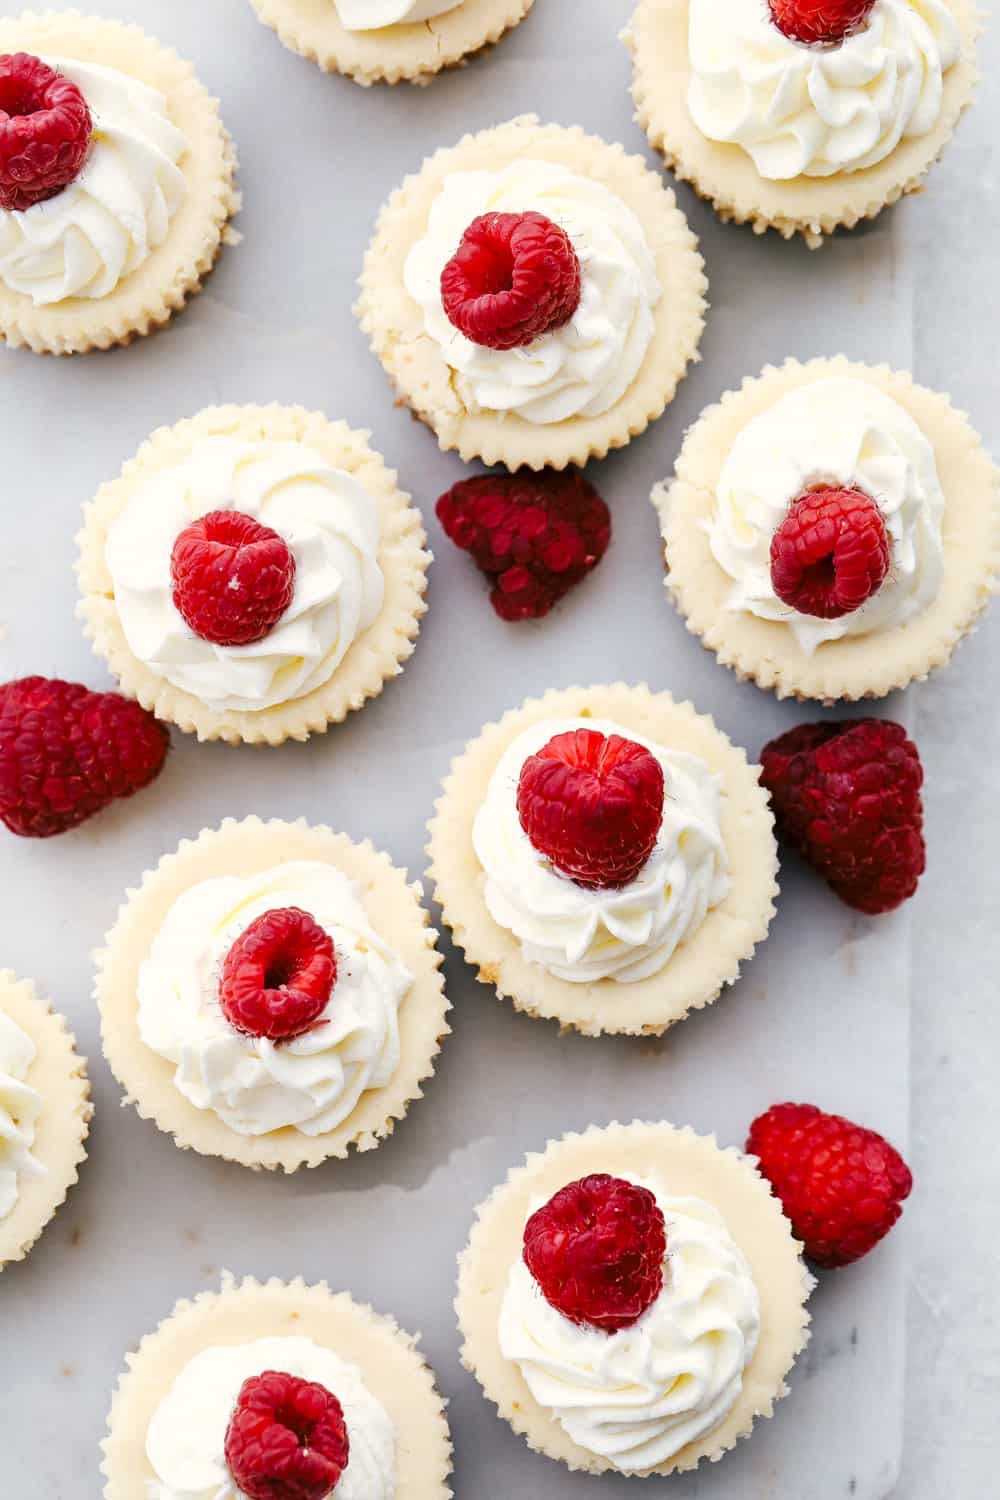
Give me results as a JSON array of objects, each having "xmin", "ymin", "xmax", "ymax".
[
  {"xmin": 248, "ymin": 0, "xmax": 535, "ymax": 86},
  {"xmin": 427, "ymin": 683, "xmax": 777, "ymax": 1036},
  {"xmin": 653, "ymin": 357, "xmax": 1000, "ymax": 701},
  {"xmin": 0, "ymin": 970, "xmax": 91, "ymax": 1270},
  {"xmin": 357, "ymin": 117, "xmax": 707, "ymax": 470},
  {"xmin": 103, "ymin": 1275, "xmax": 453, "ymax": 1498},
  {"xmin": 457, "ymin": 1120, "xmax": 812, "ymax": 1476},
  {"xmin": 0, "ymin": 12, "xmax": 238, "ymax": 354},
  {"xmin": 77, "ymin": 404, "xmax": 430, "ymax": 745},
  {"xmin": 625, "ymin": 0, "xmax": 979, "ymax": 246},
  {"xmin": 95, "ymin": 817, "xmax": 449, "ymax": 1172}
]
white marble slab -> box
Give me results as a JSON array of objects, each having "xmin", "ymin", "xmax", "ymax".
[{"xmin": 4, "ymin": 0, "xmax": 991, "ymax": 1494}]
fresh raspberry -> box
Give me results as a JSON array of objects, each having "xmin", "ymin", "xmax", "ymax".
[
  {"xmin": 440, "ymin": 210, "xmax": 582, "ymax": 351},
  {"xmin": 768, "ymin": 0, "xmax": 876, "ymax": 46},
  {"xmin": 748, "ymin": 1102, "xmax": 912, "ymax": 1268},
  {"xmin": 0, "ymin": 54, "xmax": 93, "ymax": 211},
  {"xmin": 220, "ymin": 907, "xmax": 336, "ymax": 1043},
  {"xmin": 760, "ymin": 719, "xmax": 924, "ymax": 915},
  {"xmin": 517, "ymin": 728, "xmax": 664, "ymax": 890},
  {"xmin": 0, "ymin": 676, "xmax": 168, "ymax": 839},
  {"xmin": 770, "ymin": 486, "xmax": 890, "ymax": 620},
  {"xmin": 436, "ymin": 470, "xmax": 611, "ymax": 621},
  {"xmin": 523, "ymin": 1173, "xmax": 667, "ymax": 1332},
  {"xmin": 171, "ymin": 510, "xmax": 296, "ymax": 648},
  {"xmin": 224, "ymin": 1370, "xmax": 350, "ymax": 1500}
]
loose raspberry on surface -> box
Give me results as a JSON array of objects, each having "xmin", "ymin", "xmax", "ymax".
[
  {"xmin": 768, "ymin": 0, "xmax": 876, "ymax": 46},
  {"xmin": 440, "ymin": 210, "xmax": 582, "ymax": 351},
  {"xmin": 523, "ymin": 1173, "xmax": 667, "ymax": 1333},
  {"xmin": 517, "ymin": 728, "xmax": 664, "ymax": 889},
  {"xmin": 0, "ymin": 53, "xmax": 93, "ymax": 212},
  {"xmin": 0, "ymin": 676, "xmax": 168, "ymax": 839},
  {"xmin": 748, "ymin": 1102, "xmax": 912, "ymax": 1268},
  {"xmin": 760, "ymin": 718, "xmax": 924, "ymax": 915},
  {"xmin": 171, "ymin": 510, "xmax": 297, "ymax": 648},
  {"xmin": 220, "ymin": 907, "xmax": 336, "ymax": 1043},
  {"xmin": 770, "ymin": 486, "xmax": 890, "ymax": 620},
  {"xmin": 436, "ymin": 470, "xmax": 611, "ymax": 621},
  {"xmin": 224, "ymin": 1369, "xmax": 350, "ymax": 1500}
]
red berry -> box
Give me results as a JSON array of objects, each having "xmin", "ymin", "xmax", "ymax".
[
  {"xmin": 171, "ymin": 510, "xmax": 296, "ymax": 648},
  {"xmin": 748, "ymin": 1102, "xmax": 912, "ymax": 1268},
  {"xmin": 0, "ymin": 676, "xmax": 168, "ymax": 839},
  {"xmin": 220, "ymin": 908, "xmax": 336, "ymax": 1043},
  {"xmin": 224, "ymin": 1369, "xmax": 350, "ymax": 1500},
  {"xmin": 436, "ymin": 470, "xmax": 610, "ymax": 622},
  {"xmin": 517, "ymin": 728, "xmax": 664, "ymax": 890},
  {"xmin": 770, "ymin": 486, "xmax": 890, "ymax": 621},
  {"xmin": 523, "ymin": 1173, "xmax": 667, "ymax": 1333},
  {"xmin": 760, "ymin": 718, "xmax": 925, "ymax": 915},
  {"xmin": 0, "ymin": 53, "xmax": 92, "ymax": 211},
  {"xmin": 768, "ymin": 0, "xmax": 876, "ymax": 46},
  {"xmin": 440, "ymin": 210, "xmax": 582, "ymax": 351}
]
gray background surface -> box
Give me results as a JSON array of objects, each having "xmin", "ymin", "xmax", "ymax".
[{"xmin": 0, "ymin": 1, "xmax": 996, "ymax": 1496}]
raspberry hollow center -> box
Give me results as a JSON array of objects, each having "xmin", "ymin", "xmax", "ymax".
[
  {"xmin": 224, "ymin": 1369, "xmax": 350, "ymax": 1500},
  {"xmin": 440, "ymin": 210, "xmax": 582, "ymax": 352},
  {"xmin": 769, "ymin": 484, "xmax": 890, "ymax": 620},
  {"xmin": 219, "ymin": 907, "xmax": 336, "ymax": 1043}
]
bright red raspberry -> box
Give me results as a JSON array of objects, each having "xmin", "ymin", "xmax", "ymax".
[
  {"xmin": 523, "ymin": 1173, "xmax": 667, "ymax": 1332},
  {"xmin": 440, "ymin": 210, "xmax": 582, "ymax": 351},
  {"xmin": 0, "ymin": 53, "xmax": 93, "ymax": 211},
  {"xmin": 436, "ymin": 470, "xmax": 611, "ymax": 621},
  {"xmin": 517, "ymin": 728, "xmax": 664, "ymax": 890},
  {"xmin": 768, "ymin": 0, "xmax": 876, "ymax": 45},
  {"xmin": 748, "ymin": 1102, "xmax": 912, "ymax": 1268},
  {"xmin": 760, "ymin": 718, "xmax": 924, "ymax": 915},
  {"xmin": 224, "ymin": 1370, "xmax": 350, "ymax": 1500},
  {"xmin": 0, "ymin": 676, "xmax": 168, "ymax": 839},
  {"xmin": 220, "ymin": 908, "xmax": 336, "ymax": 1043},
  {"xmin": 171, "ymin": 510, "xmax": 296, "ymax": 648},
  {"xmin": 770, "ymin": 486, "xmax": 890, "ymax": 620}
]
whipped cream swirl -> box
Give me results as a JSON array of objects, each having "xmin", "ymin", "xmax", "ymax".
[
  {"xmin": 104, "ymin": 437, "xmax": 385, "ymax": 714},
  {"xmin": 472, "ymin": 717, "xmax": 729, "ymax": 983},
  {"xmin": 334, "ymin": 0, "xmax": 463, "ymax": 27},
  {"xmin": 687, "ymin": 0, "xmax": 961, "ymax": 179},
  {"xmin": 499, "ymin": 1180, "xmax": 761, "ymax": 1471},
  {"xmin": 0, "ymin": 56, "xmax": 187, "ymax": 305},
  {"xmin": 403, "ymin": 159, "xmax": 660, "ymax": 425},
  {"xmin": 707, "ymin": 375, "xmax": 945, "ymax": 652},
  {"xmin": 0, "ymin": 1009, "xmax": 45, "ymax": 1221},
  {"xmin": 136, "ymin": 861, "xmax": 412, "ymax": 1137},
  {"xmin": 145, "ymin": 1335, "xmax": 395, "ymax": 1500}
]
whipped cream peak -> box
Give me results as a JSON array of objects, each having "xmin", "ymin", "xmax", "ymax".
[
  {"xmin": 403, "ymin": 159, "xmax": 660, "ymax": 426},
  {"xmin": 136, "ymin": 861, "xmax": 412, "ymax": 1137},
  {"xmin": 0, "ymin": 1008, "xmax": 46, "ymax": 1222},
  {"xmin": 0, "ymin": 55, "xmax": 187, "ymax": 305},
  {"xmin": 707, "ymin": 375, "xmax": 946, "ymax": 652},
  {"xmin": 499, "ymin": 1177, "xmax": 761, "ymax": 1471},
  {"xmin": 334, "ymin": 0, "xmax": 464, "ymax": 27},
  {"xmin": 472, "ymin": 716, "xmax": 729, "ymax": 982},
  {"xmin": 145, "ymin": 1335, "xmax": 395, "ymax": 1500},
  {"xmin": 104, "ymin": 436, "xmax": 385, "ymax": 714},
  {"xmin": 687, "ymin": 0, "xmax": 961, "ymax": 179}
]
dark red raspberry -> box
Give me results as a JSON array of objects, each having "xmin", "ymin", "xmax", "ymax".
[
  {"xmin": 760, "ymin": 718, "xmax": 924, "ymax": 915},
  {"xmin": 770, "ymin": 486, "xmax": 890, "ymax": 620},
  {"xmin": 523, "ymin": 1173, "xmax": 667, "ymax": 1332},
  {"xmin": 220, "ymin": 908, "xmax": 336, "ymax": 1042},
  {"xmin": 517, "ymin": 728, "xmax": 664, "ymax": 890},
  {"xmin": 171, "ymin": 510, "xmax": 296, "ymax": 648},
  {"xmin": 0, "ymin": 53, "xmax": 93, "ymax": 211},
  {"xmin": 436, "ymin": 470, "xmax": 610, "ymax": 621},
  {"xmin": 0, "ymin": 676, "xmax": 168, "ymax": 839},
  {"xmin": 748, "ymin": 1102, "xmax": 912, "ymax": 1268},
  {"xmin": 440, "ymin": 210, "xmax": 582, "ymax": 351},
  {"xmin": 224, "ymin": 1370, "xmax": 350, "ymax": 1500},
  {"xmin": 768, "ymin": 0, "xmax": 876, "ymax": 45}
]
